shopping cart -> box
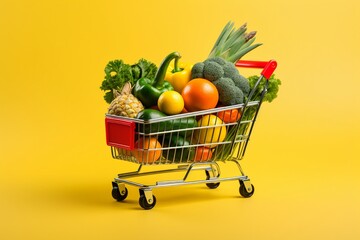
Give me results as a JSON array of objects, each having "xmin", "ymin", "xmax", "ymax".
[{"xmin": 105, "ymin": 59, "xmax": 277, "ymax": 209}]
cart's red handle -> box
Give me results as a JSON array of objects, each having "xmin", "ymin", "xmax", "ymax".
[{"xmin": 235, "ymin": 60, "xmax": 277, "ymax": 79}]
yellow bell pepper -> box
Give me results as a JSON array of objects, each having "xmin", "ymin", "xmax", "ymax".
[{"xmin": 165, "ymin": 58, "xmax": 193, "ymax": 93}]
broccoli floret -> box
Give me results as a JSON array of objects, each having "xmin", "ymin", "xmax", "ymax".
[
  {"xmin": 232, "ymin": 74, "xmax": 250, "ymax": 95},
  {"xmin": 213, "ymin": 77, "xmax": 244, "ymax": 105},
  {"xmin": 191, "ymin": 62, "xmax": 205, "ymax": 79},
  {"xmin": 205, "ymin": 57, "xmax": 227, "ymax": 66},
  {"xmin": 203, "ymin": 61, "xmax": 224, "ymax": 82},
  {"xmin": 191, "ymin": 57, "xmax": 250, "ymax": 105},
  {"xmin": 222, "ymin": 61, "xmax": 239, "ymax": 78}
]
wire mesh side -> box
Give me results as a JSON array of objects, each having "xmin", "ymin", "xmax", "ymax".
[{"xmin": 110, "ymin": 100, "xmax": 262, "ymax": 165}]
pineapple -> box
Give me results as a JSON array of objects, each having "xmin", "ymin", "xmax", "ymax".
[{"xmin": 108, "ymin": 82, "xmax": 144, "ymax": 118}]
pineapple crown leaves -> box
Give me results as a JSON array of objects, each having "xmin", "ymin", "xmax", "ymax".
[
  {"xmin": 208, "ymin": 21, "xmax": 262, "ymax": 63},
  {"xmin": 112, "ymin": 82, "xmax": 133, "ymax": 99}
]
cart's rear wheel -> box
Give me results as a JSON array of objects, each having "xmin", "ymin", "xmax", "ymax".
[
  {"xmin": 206, "ymin": 182, "xmax": 220, "ymax": 189},
  {"xmin": 239, "ymin": 181, "xmax": 254, "ymax": 198},
  {"xmin": 139, "ymin": 194, "xmax": 156, "ymax": 210},
  {"xmin": 205, "ymin": 170, "xmax": 220, "ymax": 189},
  {"xmin": 111, "ymin": 182, "xmax": 128, "ymax": 201}
]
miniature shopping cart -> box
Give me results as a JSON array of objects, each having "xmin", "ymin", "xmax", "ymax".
[{"xmin": 105, "ymin": 59, "xmax": 277, "ymax": 209}]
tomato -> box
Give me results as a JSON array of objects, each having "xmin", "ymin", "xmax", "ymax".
[
  {"xmin": 181, "ymin": 78, "xmax": 219, "ymax": 112},
  {"xmin": 217, "ymin": 109, "xmax": 241, "ymax": 123},
  {"xmin": 194, "ymin": 115, "xmax": 227, "ymax": 148},
  {"xmin": 157, "ymin": 91, "xmax": 184, "ymax": 115},
  {"xmin": 194, "ymin": 147, "xmax": 213, "ymax": 162},
  {"xmin": 132, "ymin": 137, "xmax": 162, "ymax": 164}
]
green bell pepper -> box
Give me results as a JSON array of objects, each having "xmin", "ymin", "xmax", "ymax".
[
  {"xmin": 162, "ymin": 134, "xmax": 195, "ymax": 163},
  {"xmin": 133, "ymin": 52, "xmax": 181, "ymax": 107}
]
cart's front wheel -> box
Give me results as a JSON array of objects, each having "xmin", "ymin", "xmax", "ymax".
[
  {"xmin": 139, "ymin": 194, "xmax": 156, "ymax": 210},
  {"xmin": 239, "ymin": 181, "xmax": 254, "ymax": 198},
  {"xmin": 112, "ymin": 182, "xmax": 128, "ymax": 201}
]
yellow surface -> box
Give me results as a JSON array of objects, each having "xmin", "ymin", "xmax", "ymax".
[{"xmin": 1, "ymin": 0, "xmax": 360, "ymax": 239}]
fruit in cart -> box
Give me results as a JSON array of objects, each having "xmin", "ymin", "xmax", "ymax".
[
  {"xmin": 181, "ymin": 78, "xmax": 219, "ymax": 112},
  {"xmin": 115, "ymin": 148, "xmax": 132, "ymax": 158},
  {"xmin": 217, "ymin": 108, "xmax": 241, "ymax": 123},
  {"xmin": 208, "ymin": 21, "xmax": 262, "ymax": 63},
  {"xmin": 191, "ymin": 57, "xmax": 250, "ymax": 105},
  {"xmin": 107, "ymin": 82, "xmax": 144, "ymax": 118},
  {"xmin": 194, "ymin": 115, "xmax": 227, "ymax": 148},
  {"xmin": 194, "ymin": 147, "xmax": 213, "ymax": 162},
  {"xmin": 157, "ymin": 90, "xmax": 184, "ymax": 115},
  {"xmin": 165, "ymin": 59, "xmax": 193, "ymax": 93},
  {"xmin": 133, "ymin": 52, "xmax": 181, "ymax": 107},
  {"xmin": 100, "ymin": 58, "xmax": 157, "ymax": 104},
  {"xmin": 132, "ymin": 137, "xmax": 162, "ymax": 164}
]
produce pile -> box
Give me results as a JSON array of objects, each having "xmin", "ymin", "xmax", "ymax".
[{"xmin": 101, "ymin": 21, "xmax": 281, "ymax": 164}]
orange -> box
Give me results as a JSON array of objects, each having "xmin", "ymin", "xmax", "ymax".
[
  {"xmin": 132, "ymin": 137, "xmax": 162, "ymax": 164},
  {"xmin": 181, "ymin": 78, "xmax": 219, "ymax": 112}
]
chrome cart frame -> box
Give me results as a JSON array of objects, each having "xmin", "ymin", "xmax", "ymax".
[{"xmin": 105, "ymin": 59, "xmax": 277, "ymax": 209}]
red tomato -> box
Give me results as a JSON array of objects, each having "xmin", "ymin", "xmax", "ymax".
[
  {"xmin": 194, "ymin": 147, "xmax": 213, "ymax": 162},
  {"xmin": 217, "ymin": 109, "xmax": 241, "ymax": 123}
]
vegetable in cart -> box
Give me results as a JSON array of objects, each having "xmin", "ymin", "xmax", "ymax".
[
  {"xmin": 165, "ymin": 58, "xmax": 193, "ymax": 93},
  {"xmin": 136, "ymin": 109, "xmax": 197, "ymax": 136},
  {"xmin": 162, "ymin": 134, "xmax": 195, "ymax": 163},
  {"xmin": 100, "ymin": 58, "xmax": 157, "ymax": 104},
  {"xmin": 191, "ymin": 57, "xmax": 250, "ymax": 105},
  {"xmin": 208, "ymin": 21, "xmax": 262, "ymax": 63},
  {"xmin": 133, "ymin": 52, "xmax": 181, "ymax": 107}
]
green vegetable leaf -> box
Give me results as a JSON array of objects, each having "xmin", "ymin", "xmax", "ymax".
[
  {"xmin": 135, "ymin": 58, "xmax": 158, "ymax": 79},
  {"xmin": 248, "ymin": 74, "xmax": 281, "ymax": 103},
  {"xmin": 208, "ymin": 21, "xmax": 261, "ymax": 63},
  {"xmin": 100, "ymin": 58, "xmax": 157, "ymax": 103}
]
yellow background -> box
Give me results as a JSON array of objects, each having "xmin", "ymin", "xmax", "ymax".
[{"xmin": 1, "ymin": 0, "xmax": 360, "ymax": 239}]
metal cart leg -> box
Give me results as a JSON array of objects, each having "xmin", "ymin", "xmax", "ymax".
[
  {"xmin": 111, "ymin": 181, "xmax": 128, "ymax": 201},
  {"xmin": 204, "ymin": 162, "xmax": 221, "ymax": 189},
  {"xmin": 229, "ymin": 159, "xmax": 255, "ymax": 197},
  {"xmin": 239, "ymin": 180, "xmax": 254, "ymax": 198}
]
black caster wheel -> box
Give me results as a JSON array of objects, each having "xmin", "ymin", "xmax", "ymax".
[
  {"xmin": 205, "ymin": 170, "xmax": 220, "ymax": 189},
  {"xmin": 111, "ymin": 182, "xmax": 128, "ymax": 201},
  {"xmin": 239, "ymin": 181, "xmax": 254, "ymax": 198},
  {"xmin": 206, "ymin": 182, "xmax": 220, "ymax": 189},
  {"xmin": 139, "ymin": 194, "xmax": 156, "ymax": 210}
]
